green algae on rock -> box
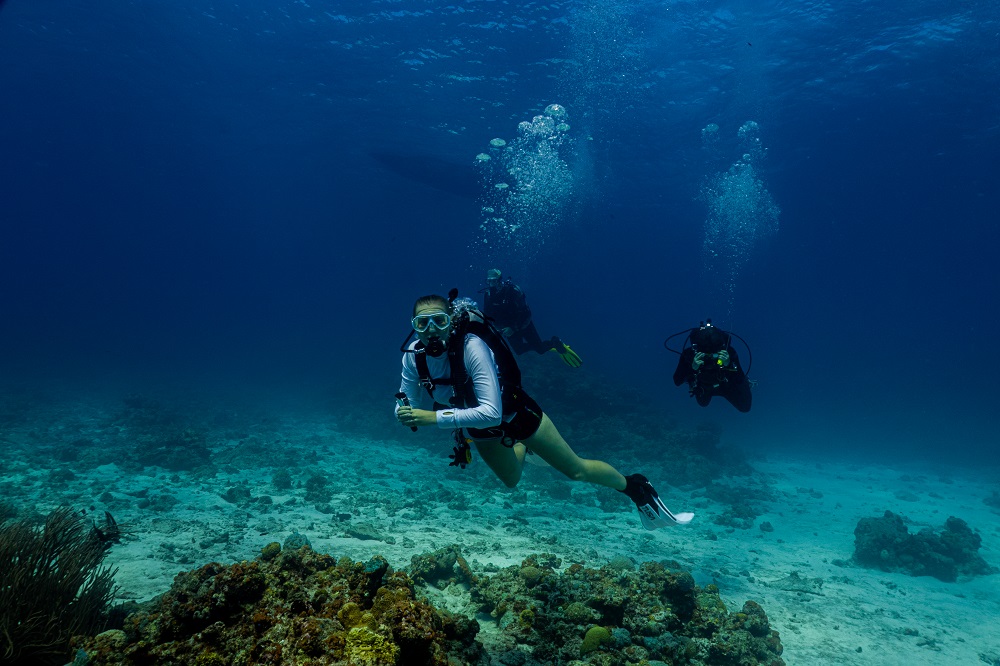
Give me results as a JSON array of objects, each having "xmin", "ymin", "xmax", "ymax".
[{"xmin": 580, "ymin": 625, "xmax": 613, "ymax": 654}]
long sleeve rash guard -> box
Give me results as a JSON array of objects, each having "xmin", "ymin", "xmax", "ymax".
[{"xmin": 396, "ymin": 334, "xmax": 504, "ymax": 431}]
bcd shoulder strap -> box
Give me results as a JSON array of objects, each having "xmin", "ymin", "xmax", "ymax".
[{"xmin": 413, "ymin": 344, "xmax": 457, "ymax": 402}]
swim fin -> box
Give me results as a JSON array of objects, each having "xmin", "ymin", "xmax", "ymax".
[
  {"xmin": 622, "ymin": 474, "xmax": 694, "ymax": 529},
  {"xmin": 550, "ymin": 337, "xmax": 583, "ymax": 367},
  {"xmin": 638, "ymin": 497, "xmax": 695, "ymax": 529}
]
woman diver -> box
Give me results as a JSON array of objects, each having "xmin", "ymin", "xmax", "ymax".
[{"xmin": 395, "ymin": 293, "xmax": 693, "ymax": 530}]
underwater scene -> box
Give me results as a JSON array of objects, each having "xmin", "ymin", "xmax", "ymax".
[{"xmin": 1, "ymin": 0, "xmax": 998, "ymax": 664}]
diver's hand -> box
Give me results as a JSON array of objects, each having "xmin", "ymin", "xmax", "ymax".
[
  {"xmin": 716, "ymin": 349, "xmax": 730, "ymax": 367},
  {"xmin": 396, "ymin": 405, "xmax": 413, "ymax": 427},
  {"xmin": 397, "ymin": 407, "xmax": 438, "ymax": 428},
  {"xmin": 692, "ymin": 352, "xmax": 706, "ymax": 370},
  {"xmin": 501, "ymin": 327, "xmax": 514, "ymax": 337}
]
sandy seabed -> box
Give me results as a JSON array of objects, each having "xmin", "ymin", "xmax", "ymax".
[{"xmin": 3, "ymin": 397, "xmax": 999, "ymax": 665}]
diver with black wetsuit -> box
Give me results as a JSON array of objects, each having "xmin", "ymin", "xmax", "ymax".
[
  {"xmin": 481, "ymin": 268, "xmax": 582, "ymax": 367},
  {"xmin": 671, "ymin": 320, "xmax": 752, "ymax": 413}
]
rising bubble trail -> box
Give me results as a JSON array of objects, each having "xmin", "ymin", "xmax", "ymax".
[{"xmin": 474, "ymin": 104, "xmax": 574, "ymax": 261}]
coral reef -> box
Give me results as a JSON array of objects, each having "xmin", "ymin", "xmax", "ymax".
[
  {"xmin": 470, "ymin": 554, "xmax": 784, "ymax": 665},
  {"xmin": 853, "ymin": 511, "xmax": 998, "ymax": 582},
  {"xmin": 71, "ymin": 541, "xmax": 786, "ymax": 666},
  {"xmin": 1, "ymin": 507, "xmax": 118, "ymax": 666},
  {"xmin": 73, "ymin": 544, "xmax": 485, "ymax": 665}
]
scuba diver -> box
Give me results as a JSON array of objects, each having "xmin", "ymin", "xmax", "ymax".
[
  {"xmin": 666, "ymin": 319, "xmax": 753, "ymax": 413},
  {"xmin": 395, "ymin": 291, "xmax": 694, "ymax": 530},
  {"xmin": 481, "ymin": 268, "xmax": 582, "ymax": 367}
]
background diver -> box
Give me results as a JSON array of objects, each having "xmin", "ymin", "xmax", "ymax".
[
  {"xmin": 481, "ymin": 268, "xmax": 582, "ymax": 367},
  {"xmin": 666, "ymin": 319, "xmax": 753, "ymax": 413}
]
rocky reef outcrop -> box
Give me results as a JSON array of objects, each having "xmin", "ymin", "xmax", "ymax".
[
  {"xmin": 469, "ymin": 553, "xmax": 784, "ymax": 665},
  {"xmin": 74, "ymin": 544, "xmax": 484, "ymax": 665},
  {"xmin": 74, "ymin": 544, "xmax": 784, "ymax": 666},
  {"xmin": 853, "ymin": 510, "xmax": 997, "ymax": 582}
]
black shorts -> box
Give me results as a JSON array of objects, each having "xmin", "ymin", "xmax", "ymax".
[{"xmin": 466, "ymin": 389, "xmax": 543, "ymax": 443}]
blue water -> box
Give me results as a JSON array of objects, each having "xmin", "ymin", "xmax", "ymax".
[{"xmin": 1, "ymin": 0, "xmax": 997, "ymax": 462}]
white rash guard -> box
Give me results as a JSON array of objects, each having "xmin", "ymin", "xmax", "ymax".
[{"xmin": 397, "ymin": 334, "xmax": 504, "ymax": 430}]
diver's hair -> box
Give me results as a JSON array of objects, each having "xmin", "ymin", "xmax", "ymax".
[{"xmin": 413, "ymin": 294, "xmax": 451, "ymax": 316}]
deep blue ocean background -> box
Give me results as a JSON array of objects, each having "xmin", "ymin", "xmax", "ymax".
[{"xmin": 1, "ymin": 0, "xmax": 997, "ymax": 463}]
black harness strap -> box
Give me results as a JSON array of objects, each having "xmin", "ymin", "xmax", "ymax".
[
  {"xmin": 414, "ymin": 349, "xmax": 435, "ymax": 399},
  {"xmin": 414, "ymin": 346, "xmax": 456, "ymax": 403}
]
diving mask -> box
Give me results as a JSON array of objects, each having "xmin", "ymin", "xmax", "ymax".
[{"xmin": 412, "ymin": 311, "xmax": 451, "ymax": 333}]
